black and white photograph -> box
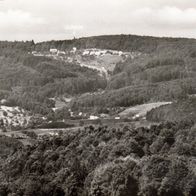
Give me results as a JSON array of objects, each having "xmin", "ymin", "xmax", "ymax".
[{"xmin": 0, "ymin": 0, "xmax": 196, "ymax": 195}]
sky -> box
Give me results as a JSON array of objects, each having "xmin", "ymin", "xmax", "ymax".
[{"xmin": 0, "ymin": 0, "xmax": 196, "ymax": 42}]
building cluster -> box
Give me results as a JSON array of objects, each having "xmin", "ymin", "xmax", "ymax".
[
  {"xmin": 31, "ymin": 47, "xmax": 134, "ymax": 59},
  {"xmin": 82, "ymin": 48, "xmax": 125, "ymax": 57},
  {"xmin": 32, "ymin": 49, "xmax": 67, "ymax": 57}
]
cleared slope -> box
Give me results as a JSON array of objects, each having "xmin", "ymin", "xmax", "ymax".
[{"xmin": 119, "ymin": 102, "xmax": 172, "ymax": 119}]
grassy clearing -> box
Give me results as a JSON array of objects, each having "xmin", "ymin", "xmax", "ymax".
[{"xmin": 119, "ymin": 102, "xmax": 172, "ymax": 119}]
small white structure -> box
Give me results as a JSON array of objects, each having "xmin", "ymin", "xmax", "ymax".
[
  {"xmin": 82, "ymin": 51, "xmax": 90, "ymax": 56},
  {"xmin": 89, "ymin": 115, "xmax": 99, "ymax": 120},
  {"xmin": 42, "ymin": 117, "xmax": 47, "ymax": 120},
  {"xmin": 119, "ymin": 51, "xmax": 123, "ymax": 56},
  {"xmin": 95, "ymin": 51, "xmax": 101, "ymax": 56},
  {"xmin": 57, "ymin": 50, "xmax": 66, "ymax": 55},
  {"xmin": 50, "ymin": 48, "xmax": 58, "ymax": 54},
  {"xmin": 101, "ymin": 50, "xmax": 107, "ymax": 55},
  {"xmin": 115, "ymin": 117, "xmax": 120, "ymax": 120},
  {"xmin": 64, "ymin": 98, "xmax": 72, "ymax": 102},
  {"xmin": 132, "ymin": 114, "xmax": 140, "ymax": 120},
  {"xmin": 71, "ymin": 47, "xmax": 77, "ymax": 53},
  {"xmin": 112, "ymin": 51, "xmax": 119, "ymax": 55},
  {"xmin": 90, "ymin": 51, "xmax": 95, "ymax": 56},
  {"xmin": 100, "ymin": 113, "xmax": 109, "ymax": 118},
  {"xmin": 0, "ymin": 99, "xmax": 7, "ymax": 105}
]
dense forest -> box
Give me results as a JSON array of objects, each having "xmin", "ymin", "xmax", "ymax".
[{"xmin": 0, "ymin": 121, "xmax": 195, "ymax": 196}]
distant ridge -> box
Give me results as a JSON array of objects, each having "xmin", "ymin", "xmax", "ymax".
[
  {"xmin": 1, "ymin": 33, "xmax": 196, "ymax": 43},
  {"xmin": 33, "ymin": 34, "xmax": 196, "ymax": 54}
]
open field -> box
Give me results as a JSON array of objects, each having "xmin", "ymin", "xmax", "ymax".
[{"xmin": 119, "ymin": 102, "xmax": 172, "ymax": 119}]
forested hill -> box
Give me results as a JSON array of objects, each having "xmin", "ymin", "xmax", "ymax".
[
  {"xmin": 1, "ymin": 34, "xmax": 196, "ymax": 117},
  {"xmin": 2, "ymin": 34, "xmax": 196, "ymax": 53},
  {"xmin": 29, "ymin": 34, "xmax": 196, "ymax": 53},
  {"xmin": 66, "ymin": 35, "xmax": 196, "ymax": 112}
]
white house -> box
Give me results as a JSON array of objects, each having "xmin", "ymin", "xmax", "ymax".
[
  {"xmin": 71, "ymin": 47, "xmax": 77, "ymax": 53},
  {"xmin": 82, "ymin": 51, "xmax": 90, "ymax": 56},
  {"xmin": 95, "ymin": 51, "xmax": 101, "ymax": 56},
  {"xmin": 50, "ymin": 48, "xmax": 58, "ymax": 54},
  {"xmin": 89, "ymin": 115, "xmax": 99, "ymax": 120},
  {"xmin": 57, "ymin": 50, "xmax": 66, "ymax": 55},
  {"xmin": 119, "ymin": 51, "xmax": 123, "ymax": 56}
]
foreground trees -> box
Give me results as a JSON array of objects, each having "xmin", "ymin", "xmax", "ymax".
[{"xmin": 0, "ymin": 121, "xmax": 195, "ymax": 196}]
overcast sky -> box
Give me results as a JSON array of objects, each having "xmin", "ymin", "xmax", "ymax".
[{"xmin": 1, "ymin": 0, "xmax": 196, "ymax": 42}]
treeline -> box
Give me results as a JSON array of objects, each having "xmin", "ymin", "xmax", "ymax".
[
  {"xmin": 34, "ymin": 34, "xmax": 196, "ymax": 54},
  {"xmin": 0, "ymin": 121, "xmax": 195, "ymax": 195},
  {"xmin": 0, "ymin": 41, "xmax": 34, "ymax": 63},
  {"xmin": 1, "ymin": 34, "xmax": 195, "ymax": 54},
  {"xmin": 71, "ymin": 78, "xmax": 196, "ymax": 111}
]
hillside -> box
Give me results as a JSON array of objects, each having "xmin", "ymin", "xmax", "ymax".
[
  {"xmin": 67, "ymin": 36, "xmax": 196, "ymax": 113},
  {"xmin": 0, "ymin": 42, "xmax": 107, "ymax": 117},
  {"xmin": 119, "ymin": 102, "xmax": 172, "ymax": 119},
  {"xmin": 1, "ymin": 34, "xmax": 196, "ymax": 121},
  {"xmin": 0, "ymin": 35, "xmax": 196, "ymax": 196},
  {"xmin": 146, "ymin": 97, "xmax": 196, "ymax": 123},
  {"xmin": 0, "ymin": 122, "xmax": 195, "ymax": 195}
]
